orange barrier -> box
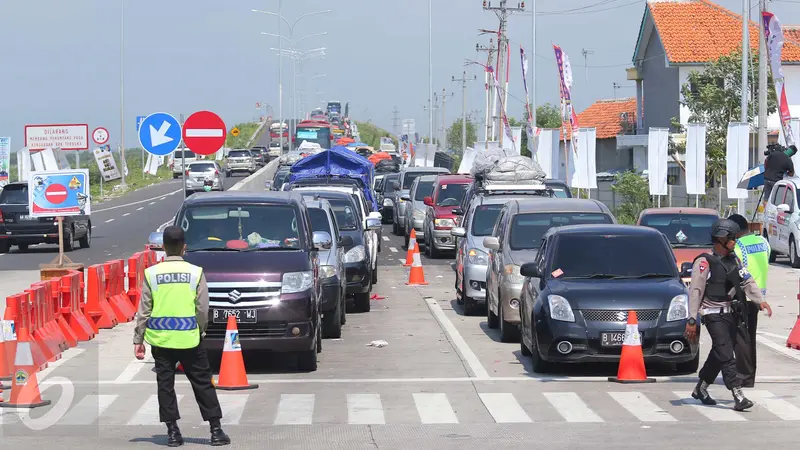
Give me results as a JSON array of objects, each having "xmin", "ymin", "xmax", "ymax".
[
  {"xmin": 104, "ymin": 260, "xmax": 136, "ymax": 323},
  {"xmin": 85, "ymin": 264, "xmax": 119, "ymax": 329},
  {"xmin": 26, "ymin": 285, "xmax": 61, "ymax": 363},
  {"xmin": 48, "ymin": 277, "xmax": 78, "ymax": 349},
  {"xmin": 608, "ymin": 311, "xmax": 655, "ymax": 383},
  {"xmin": 127, "ymin": 253, "xmax": 145, "ymax": 310},
  {"xmin": 0, "ymin": 326, "xmax": 51, "ymax": 409},
  {"xmin": 788, "ymin": 279, "xmax": 800, "ymax": 350},
  {"xmin": 215, "ymin": 316, "xmax": 258, "ymax": 391},
  {"xmin": 59, "ymin": 271, "xmax": 96, "ymax": 341},
  {"xmin": 12, "ymin": 294, "xmax": 47, "ymax": 371},
  {"xmin": 404, "ymin": 229, "xmax": 417, "ymax": 267},
  {"xmin": 38, "ymin": 281, "xmax": 68, "ymax": 353}
]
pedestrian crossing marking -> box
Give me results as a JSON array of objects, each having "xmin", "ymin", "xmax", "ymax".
[
  {"xmin": 274, "ymin": 394, "xmax": 315, "ymax": 425},
  {"xmin": 216, "ymin": 394, "xmax": 249, "ymax": 426},
  {"xmin": 608, "ymin": 392, "xmax": 677, "ymax": 422},
  {"xmin": 674, "ymin": 392, "xmax": 746, "ymax": 422},
  {"xmin": 478, "ymin": 393, "xmax": 532, "ymax": 423},
  {"xmin": 63, "ymin": 394, "xmax": 119, "ymax": 425},
  {"xmin": 347, "ymin": 393, "xmax": 385, "ymax": 424},
  {"xmin": 544, "ymin": 392, "xmax": 604, "ymax": 423},
  {"xmin": 746, "ymin": 390, "xmax": 800, "ymax": 421},
  {"xmin": 413, "ymin": 393, "xmax": 458, "ymax": 424},
  {"xmin": 127, "ymin": 394, "xmax": 184, "ymax": 425},
  {"xmin": 115, "ymin": 359, "xmax": 151, "ymax": 383}
]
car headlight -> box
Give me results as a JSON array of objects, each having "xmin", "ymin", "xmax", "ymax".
[
  {"xmin": 434, "ymin": 218, "xmax": 456, "ymax": 228},
  {"xmin": 413, "ymin": 210, "xmax": 426, "ymax": 220},
  {"xmin": 503, "ymin": 264, "xmax": 526, "ymax": 284},
  {"xmin": 343, "ymin": 245, "xmax": 366, "ymax": 263},
  {"xmin": 467, "ymin": 248, "xmax": 488, "ymax": 265},
  {"xmin": 319, "ymin": 265, "xmax": 337, "ymax": 279},
  {"xmin": 281, "ymin": 271, "xmax": 313, "ymax": 294},
  {"xmin": 383, "ymin": 198, "xmax": 393, "ymax": 207},
  {"xmin": 548, "ymin": 294, "xmax": 575, "ymax": 322},
  {"xmin": 666, "ymin": 294, "xmax": 689, "ymax": 321}
]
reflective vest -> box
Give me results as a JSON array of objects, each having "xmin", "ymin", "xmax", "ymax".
[
  {"xmin": 144, "ymin": 260, "xmax": 203, "ymax": 349},
  {"xmin": 734, "ymin": 234, "xmax": 770, "ymax": 294},
  {"xmin": 694, "ymin": 253, "xmax": 740, "ymax": 303}
]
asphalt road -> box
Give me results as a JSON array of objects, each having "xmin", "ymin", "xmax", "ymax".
[{"xmin": 3, "ymin": 222, "xmax": 800, "ymax": 448}]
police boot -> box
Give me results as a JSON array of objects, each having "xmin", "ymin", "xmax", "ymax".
[
  {"xmin": 209, "ymin": 419, "xmax": 231, "ymax": 446},
  {"xmin": 166, "ymin": 421, "xmax": 184, "ymax": 447},
  {"xmin": 691, "ymin": 380, "xmax": 716, "ymax": 405},
  {"xmin": 732, "ymin": 387, "xmax": 754, "ymax": 411}
]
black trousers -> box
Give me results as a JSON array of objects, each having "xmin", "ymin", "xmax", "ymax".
[
  {"xmin": 698, "ymin": 313, "xmax": 742, "ymax": 390},
  {"xmin": 735, "ymin": 302, "xmax": 759, "ymax": 385},
  {"xmin": 152, "ymin": 344, "xmax": 223, "ymax": 423}
]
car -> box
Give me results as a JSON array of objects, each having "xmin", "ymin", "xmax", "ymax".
[
  {"xmin": 544, "ymin": 179, "xmax": 572, "ymax": 198},
  {"xmin": 225, "ymin": 149, "xmax": 257, "ymax": 176},
  {"xmin": 184, "ymin": 161, "xmax": 225, "ymax": 196},
  {"xmin": 294, "ymin": 190, "xmax": 378, "ymax": 313},
  {"xmin": 249, "ymin": 146, "xmax": 268, "ymax": 166},
  {"xmin": 0, "ymin": 182, "xmax": 92, "ymax": 253},
  {"xmin": 269, "ymin": 166, "xmax": 292, "ymax": 191},
  {"xmin": 637, "ymin": 207, "xmax": 719, "ymax": 286},
  {"xmin": 422, "ymin": 174, "xmax": 472, "ymax": 258},
  {"xmin": 483, "ymin": 198, "xmax": 616, "ymax": 342},
  {"xmin": 377, "ymin": 173, "xmax": 400, "ymax": 224},
  {"xmin": 303, "ymin": 197, "xmax": 347, "ymax": 338},
  {"xmin": 391, "ymin": 167, "xmax": 450, "ymax": 236},
  {"xmin": 154, "ymin": 191, "xmax": 326, "ymax": 371},
  {"xmin": 763, "ymin": 177, "xmax": 800, "ymax": 266},
  {"xmin": 268, "ymin": 141, "xmax": 282, "ymax": 158},
  {"xmin": 518, "ymin": 224, "xmax": 698, "ymax": 373},
  {"xmin": 401, "ymin": 175, "xmax": 436, "ymax": 248},
  {"xmin": 373, "ymin": 174, "xmax": 385, "ymax": 193},
  {"xmin": 170, "ymin": 148, "xmax": 199, "ymax": 178}
]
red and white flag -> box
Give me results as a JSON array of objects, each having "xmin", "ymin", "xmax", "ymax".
[{"xmin": 763, "ymin": 12, "xmax": 794, "ymax": 146}]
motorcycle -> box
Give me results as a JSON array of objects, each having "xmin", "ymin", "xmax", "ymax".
[{"xmin": 203, "ymin": 177, "xmax": 214, "ymax": 192}]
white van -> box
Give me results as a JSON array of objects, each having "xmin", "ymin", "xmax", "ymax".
[{"xmin": 170, "ymin": 148, "xmax": 199, "ymax": 178}]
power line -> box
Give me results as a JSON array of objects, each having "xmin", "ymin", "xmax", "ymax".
[{"xmin": 516, "ymin": 0, "xmax": 644, "ymax": 16}]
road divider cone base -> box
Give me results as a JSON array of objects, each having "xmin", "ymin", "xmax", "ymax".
[
  {"xmin": 787, "ymin": 315, "xmax": 800, "ymax": 350},
  {"xmin": 0, "ymin": 327, "xmax": 51, "ymax": 408},
  {"xmin": 0, "ymin": 327, "xmax": 13, "ymax": 381},
  {"xmin": 215, "ymin": 316, "xmax": 258, "ymax": 391},
  {"xmin": 608, "ymin": 310, "xmax": 655, "ymax": 383},
  {"xmin": 404, "ymin": 230, "xmax": 417, "ymax": 267},
  {"xmin": 406, "ymin": 251, "xmax": 428, "ymax": 286}
]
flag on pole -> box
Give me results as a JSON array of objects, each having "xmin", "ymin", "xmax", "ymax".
[
  {"xmin": 487, "ymin": 65, "xmax": 517, "ymax": 153},
  {"xmin": 520, "ymin": 47, "xmax": 538, "ymax": 156},
  {"xmin": 554, "ymin": 45, "xmax": 579, "ymax": 153},
  {"xmin": 763, "ymin": 12, "xmax": 794, "ymax": 147}
]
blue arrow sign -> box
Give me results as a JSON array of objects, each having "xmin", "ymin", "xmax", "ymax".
[
  {"xmin": 136, "ymin": 115, "xmax": 146, "ymax": 132},
  {"xmin": 138, "ymin": 112, "xmax": 182, "ymax": 156}
]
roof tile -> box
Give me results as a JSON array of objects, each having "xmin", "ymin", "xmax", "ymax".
[{"xmin": 560, "ymin": 98, "xmax": 636, "ymax": 141}]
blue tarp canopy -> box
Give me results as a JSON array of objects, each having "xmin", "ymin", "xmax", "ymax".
[{"xmin": 288, "ymin": 146, "xmax": 378, "ymax": 210}]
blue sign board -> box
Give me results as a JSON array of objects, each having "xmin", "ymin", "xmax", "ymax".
[
  {"xmin": 28, "ymin": 169, "xmax": 91, "ymax": 218},
  {"xmin": 136, "ymin": 115, "xmax": 147, "ymax": 132},
  {"xmin": 138, "ymin": 112, "xmax": 182, "ymax": 156}
]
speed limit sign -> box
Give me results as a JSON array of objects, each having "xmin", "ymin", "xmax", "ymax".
[{"xmin": 92, "ymin": 127, "xmax": 109, "ymax": 145}]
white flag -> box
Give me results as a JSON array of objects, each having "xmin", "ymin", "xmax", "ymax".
[
  {"xmin": 685, "ymin": 123, "xmax": 707, "ymax": 196},
  {"xmin": 726, "ymin": 122, "xmax": 750, "ymax": 199},
  {"xmin": 647, "ymin": 128, "xmax": 669, "ymax": 196}
]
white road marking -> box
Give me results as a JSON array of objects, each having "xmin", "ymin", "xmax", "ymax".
[
  {"xmin": 149, "ymin": 202, "xmax": 155, "ymax": 206},
  {"xmin": 755, "ymin": 335, "xmax": 800, "ymax": 363},
  {"xmin": 105, "ymin": 218, "xmax": 115, "ymax": 223},
  {"xmin": 747, "ymin": 390, "xmax": 800, "ymax": 420},
  {"xmin": 413, "ymin": 393, "xmax": 458, "ymax": 424},
  {"xmin": 543, "ymin": 392, "xmax": 603, "ymax": 423},
  {"xmin": 757, "ymin": 331, "xmax": 789, "ymax": 341},
  {"xmin": 122, "ymin": 212, "xmax": 130, "ymax": 217},
  {"xmin": 424, "ymin": 298, "xmax": 489, "ymax": 379},
  {"xmin": 61, "ymin": 394, "xmax": 118, "ymax": 425},
  {"xmin": 399, "ymin": 259, "xmax": 406, "ymax": 265},
  {"xmin": 479, "ymin": 393, "xmax": 532, "ymax": 423},
  {"xmin": 91, "ymin": 225, "xmax": 96, "ymax": 229},
  {"xmin": 136, "ymin": 207, "xmax": 144, "ymax": 211},
  {"xmin": 114, "ymin": 358, "xmax": 152, "ymax": 383},
  {"xmin": 674, "ymin": 391, "xmax": 746, "ymax": 421},
  {"xmin": 216, "ymin": 394, "xmax": 249, "ymax": 425},
  {"xmin": 128, "ymin": 394, "xmax": 184, "ymax": 425},
  {"xmin": 382, "ymin": 236, "xmax": 389, "ymax": 241},
  {"xmin": 93, "ymin": 188, "xmax": 182, "ymax": 213},
  {"xmin": 389, "ymin": 247, "xmax": 398, "ymax": 253},
  {"xmin": 347, "ymin": 394, "xmax": 385, "ymax": 424},
  {"xmin": 609, "ymin": 392, "xmax": 676, "ymax": 422},
  {"xmin": 274, "ymin": 394, "xmax": 315, "ymax": 425}
]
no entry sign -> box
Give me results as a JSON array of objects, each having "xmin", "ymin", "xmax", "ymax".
[{"xmin": 182, "ymin": 111, "xmax": 227, "ymax": 156}]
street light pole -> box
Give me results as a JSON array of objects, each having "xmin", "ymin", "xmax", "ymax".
[
  {"xmin": 119, "ymin": 0, "xmax": 127, "ymax": 188},
  {"xmin": 453, "ymin": 71, "xmax": 476, "ymax": 154},
  {"xmin": 278, "ymin": 0, "xmax": 284, "ymax": 155},
  {"xmin": 428, "ymin": 0, "xmax": 433, "ymax": 149}
]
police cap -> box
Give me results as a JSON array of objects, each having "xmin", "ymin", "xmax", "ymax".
[{"xmin": 711, "ymin": 218, "xmax": 740, "ymax": 240}]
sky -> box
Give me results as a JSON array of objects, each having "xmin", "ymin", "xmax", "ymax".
[{"xmin": 2, "ymin": 0, "xmax": 800, "ymax": 151}]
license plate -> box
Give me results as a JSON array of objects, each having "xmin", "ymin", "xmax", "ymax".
[
  {"xmin": 213, "ymin": 309, "xmax": 257, "ymax": 324},
  {"xmin": 601, "ymin": 332, "xmax": 626, "ymax": 347},
  {"xmin": 18, "ymin": 215, "xmax": 30, "ymax": 220}
]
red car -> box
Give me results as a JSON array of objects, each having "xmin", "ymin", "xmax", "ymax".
[{"xmin": 423, "ymin": 174, "xmax": 472, "ymax": 258}]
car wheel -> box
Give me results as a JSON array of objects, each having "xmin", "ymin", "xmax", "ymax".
[
  {"xmin": 0, "ymin": 241, "xmax": 9, "ymax": 253},
  {"xmin": 765, "ymin": 231, "xmax": 777, "ymax": 262},
  {"xmin": 392, "ymin": 220, "xmax": 401, "ymax": 236},
  {"xmin": 371, "ymin": 264, "xmax": 378, "ymax": 284},
  {"xmin": 79, "ymin": 224, "xmax": 91, "ymax": 249},
  {"xmin": 340, "ymin": 292, "xmax": 347, "ymax": 325},
  {"xmin": 17, "ymin": 244, "xmax": 29, "ymax": 252},
  {"xmin": 404, "ymin": 231, "xmax": 410, "ymax": 249},
  {"xmin": 456, "ymin": 277, "xmax": 465, "ymax": 305},
  {"xmin": 499, "ymin": 303, "xmax": 521, "ymax": 343},
  {"xmin": 354, "ymin": 292, "xmax": 371, "ymax": 313},
  {"xmin": 429, "ymin": 236, "xmax": 441, "ymax": 258},
  {"xmin": 316, "ymin": 317, "xmax": 323, "ymax": 353},
  {"xmin": 520, "ymin": 334, "xmax": 532, "ymax": 357},
  {"xmin": 486, "ymin": 293, "xmax": 499, "ymax": 329},
  {"xmin": 791, "ymin": 238, "xmax": 800, "ymax": 268},
  {"xmin": 64, "ymin": 226, "xmax": 75, "ymax": 252},
  {"xmin": 297, "ymin": 349, "xmax": 318, "ymax": 372},
  {"xmin": 185, "ymin": 190, "xmax": 193, "ymax": 197},
  {"xmin": 322, "ymin": 299, "xmax": 343, "ymax": 339},
  {"xmin": 173, "ymin": 173, "xmax": 179, "ymax": 179},
  {"xmin": 675, "ymin": 352, "xmax": 700, "ymax": 374},
  {"xmin": 529, "ymin": 330, "xmax": 550, "ymax": 373}
]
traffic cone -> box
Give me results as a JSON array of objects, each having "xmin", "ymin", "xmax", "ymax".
[
  {"xmin": 608, "ymin": 310, "xmax": 655, "ymax": 383},
  {"xmin": 787, "ymin": 286, "xmax": 800, "ymax": 350},
  {"xmin": 404, "ymin": 229, "xmax": 418, "ymax": 267},
  {"xmin": 0, "ymin": 320, "xmax": 14, "ymax": 381},
  {"xmin": 0, "ymin": 326, "xmax": 52, "ymax": 408},
  {"xmin": 176, "ymin": 362, "xmax": 184, "ymax": 373},
  {"xmin": 215, "ymin": 316, "xmax": 258, "ymax": 391},
  {"xmin": 405, "ymin": 245, "xmax": 428, "ymax": 286}
]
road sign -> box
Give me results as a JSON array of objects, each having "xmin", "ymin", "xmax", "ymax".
[
  {"xmin": 231, "ymin": 127, "xmax": 240, "ymax": 137},
  {"xmin": 136, "ymin": 116, "xmax": 147, "ymax": 132},
  {"xmin": 255, "ymin": 102, "xmax": 262, "ymax": 109},
  {"xmin": 182, "ymin": 111, "xmax": 227, "ymax": 156},
  {"xmin": 92, "ymin": 127, "xmax": 109, "ymax": 145},
  {"xmin": 25, "ymin": 124, "xmax": 88, "ymax": 150},
  {"xmin": 138, "ymin": 112, "xmax": 182, "ymax": 156},
  {"xmin": 28, "ymin": 169, "xmax": 91, "ymax": 217}
]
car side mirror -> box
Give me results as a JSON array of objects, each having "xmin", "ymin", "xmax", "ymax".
[
  {"xmin": 264, "ymin": 181, "xmax": 272, "ymax": 190},
  {"xmin": 368, "ymin": 212, "xmax": 383, "ymax": 221},
  {"xmin": 520, "ymin": 262, "xmax": 541, "ymax": 278},
  {"xmin": 423, "ymin": 196, "xmax": 434, "ymax": 206},
  {"xmin": 483, "ymin": 236, "xmax": 500, "ymax": 250},
  {"xmin": 778, "ymin": 203, "xmax": 791, "ymax": 213},
  {"xmin": 339, "ymin": 235, "xmax": 354, "ymax": 247},
  {"xmin": 401, "ymin": 194, "xmax": 411, "ymax": 201},
  {"xmin": 450, "ymin": 227, "xmax": 466, "ymax": 238},
  {"xmin": 452, "ymin": 207, "xmax": 464, "ymax": 215},
  {"xmin": 312, "ymin": 231, "xmax": 333, "ymax": 250},
  {"xmin": 679, "ymin": 261, "xmax": 693, "ymax": 279},
  {"xmin": 366, "ymin": 218, "xmax": 382, "ymax": 230}
]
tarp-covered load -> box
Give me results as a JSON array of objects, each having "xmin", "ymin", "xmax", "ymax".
[
  {"xmin": 289, "ymin": 146, "xmax": 378, "ymax": 210},
  {"xmin": 279, "ymin": 151, "xmax": 305, "ymax": 166},
  {"xmin": 374, "ymin": 159, "xmax": 400, "ymax": 173},
  {"xmin": 470, "ymin": 150, "xmax": 547, "ymax": 185}
]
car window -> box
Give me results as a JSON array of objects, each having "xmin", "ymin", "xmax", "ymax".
[
  {"xmin": 403, "ymin": 172, "xmax": 428, "ymax": 190},
  {"xmin": 273, "ymin": 170, "xmax": 291, "ymax": 189},
  {"xmin": 327, "ymin": 199, "xmax": 358, "ymax": 230},
  {"xmin": 435, "ymin": 183, "xmax": 468, "ymax": 206},
  {"xmin": 549, "ymin": 187, "xmax": 570, "ymax": 198},
  {"xmin": 493, "ymin": 207, "xmax": 508, "ymax": 238},
  {"xmin": 639, "ymin": 213, "xmax": 717, "ymax": 247},
  {"xmin": 228, "ymin": 150, "xmax": 250, "ymax": 158},
  {"xmin": 773, "ymin": 185, "xmax": 787, "ymax": 205},
  {"xmin": 551, "ymin": 233, "xmax": 676, "ymax": 279},
  {"xmin": 414, "ymin": 180, "xmax": 435, "ymax": 201},
  {"xmin": 174, "ymin": 150, "xmax": 196, "ymax": 159},
  {"xmin": 0, "ymin": 185, "xmax": 28, "ymax": 204},
  {"xmin": 384, "ymin": 175, "xmax": 399, "ymax": 194},
  {"xmin": 180, "ymin": 205, "xmax": 302, "ymax": 251},
  {"xmin": 308, "ymin": 208, "xmax": 332, "ymax": 234},
  {"xmin": 189, "ymin": 163, "xmax": 216, "ymax": 172},
  {"xmin": 471, "ymin": 204, "xmax": 504, "ymax": 236},
  {"xmin": 510, "ymin": 213, "xmax": 613, "ymax": 250},
  {"xmin": 787, "ymin": 186, "xmax": 796, "ymax": 210}
]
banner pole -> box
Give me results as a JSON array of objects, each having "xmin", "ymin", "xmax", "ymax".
[{"xmin": 57, "ymin": 216, "xmax": 64, "ymax": 266}]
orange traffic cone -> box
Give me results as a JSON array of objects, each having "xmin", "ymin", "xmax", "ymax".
[
  {"xmin": 0, "ymin": 326, "xmax": 52, "ymax": 408},
  {"xmin": 0, "ymin": 321, "xmax": 14, "ymax": 381},
  {"xmin": 608, "ymin": 311, "xmax": 655, "ymax": 383},
  {"xmin": 404, "ymin": 229, "xmax": 418, "ymax": 267},
  {"xmin": 405, "ymin": 245, "xmax": 428, "ymax": 286},
  {"xmin": 787, "ymin": 285, "xmax": 800, "ymax": 350},
  {"xmin": 215, "ymin": 316, "xmax": 258, "ymax": 391}
]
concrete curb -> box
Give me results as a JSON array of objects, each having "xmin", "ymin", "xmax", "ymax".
[{"xmin": 229, "ymin": 158, "xmax": 280, "ymax": 192}]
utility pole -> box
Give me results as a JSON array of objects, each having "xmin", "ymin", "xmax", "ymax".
[
  {"xmin": 530, "ymin": 0, "xmax": 536, "ymax": 127},
  {"xmin": 428, "ymin": 0, "xmax": 433, "ymax": 149},
  {"xmin": 476, "ymin": 39, "xmax": 496, "ymax": 148},
  {"xmin": 391, "ymin": 106, "xmax": 401, "ymax": 136},
  {"xmin": 453, "ymin": 71, "xmax": 477, "ymax": 153},
  {"xmin": 739, "ymin": 0, "xmax": 749, "ymax": 215},
  {"xmin": 581, "ymin": 48, "xmax": 594, "ymax": 83},
  {"xmin": 441, "ymin": 89, "xmax": 454, "ymax": 150},
  {"xmin": 758, "ymin": 0, "xmax": 768, "ymax": 164}
]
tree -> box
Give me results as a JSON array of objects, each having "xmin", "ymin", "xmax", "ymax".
[
  {"xmin": 536, "ymin": 103, "xmax": 563, "ymax": 129},
  {"xmin": 446, "ymin": 118, "xmax": 478, "ymax": 151},
  {"xmin": 680, "ymin": 50, "xmax": 777, "ymax": 186},
  {"xmin": 610, "ymin": 171, "xmax": 652, "ymax": 224}
]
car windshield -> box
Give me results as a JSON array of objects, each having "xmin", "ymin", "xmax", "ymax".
[
  {"xmin": 0, "ymin": 185, "xmax": 27, "ymax": 204},
  {"xmin": 403, "ymin": 172, "xmax": 429, "ymax": 190},
  {"xmin": 189, "ymin": 163, "xmax": 216, "ymax": 172},
  {"xmin": 384, "ymin": 175, "xmax": 399, "ymax": 194},
  {"xmin": 510, "ymin": 213, "xmax": 613, "ymax": 250},
  {"xmin": 273, "ymin": 170, "xmax": 291, "ymax": 189},
  {"xmin": 181, "ymin": 205, "xmax": 302, "ymax": 251},
  {"xmin": 308, "ymin": 208, "xmax": 332, "ymax": 234},
  {"xmin": 175, "ymin": 150, "xmax": 196, "ymax": 159},
  {"xmin": 327, "ymin": 198, "xmax": 359, "ymax": 230},
  {"xmin": 414, "ymin": 180, "xmax": 435, "ymax": 201},
  {"xmin": 435, "ymin": 183, "xmax": 469, "ymax": 206},
  {"xmin": 639, "ymin": 213, "xmax": 716, "ymax": 247},
  {"xmin": 551, "ymin": 234, "xmax": 676, "ymax": 279},
  {"xmin": 471, "ymin": 204, "xmax": 504, "ymax": 236},
  {"xmin": 228, "ymin": 150, "xmax": 250, "ymax": 158},
  {"xmin": 296, "ymin": 127, "xmax": 331, "ymax": 149}
]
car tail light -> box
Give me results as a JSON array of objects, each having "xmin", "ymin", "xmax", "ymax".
[
  {"xmin": 185, "ymin": 169, "xmax": 190, "ymax": 176},
  {"xmin": 215, "ymin": 170, "xmax": 219, "ymax": 176},
  {"xmin": 0, "ymin": 210, "xmax": 4, "ymax": 223}
]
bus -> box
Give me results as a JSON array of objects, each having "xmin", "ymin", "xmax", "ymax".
[
  {"xmin": 294, "ymin": 120, "xmax": 334, "ymax": 149},
  {"xmin": 326, "ymin": 101, "xmax": 342, "ymax": 115}
]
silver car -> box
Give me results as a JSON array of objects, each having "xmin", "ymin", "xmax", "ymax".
[
  {"xmin": 483, "ymin": 198, "xmax": 616, "ymax": 342},
  {"xmin": 391, "ymin": 167, "xmax": 449, "ymax": 236},
  {"xmin": 184, "ymin": 161, "xmax": 224, "ymax": 195},
  {"xmin": 225, "ymin": 149, "xmax": 257, "ymax": 175},
  {"xmin": 401, "ymin": 175, "xmax": 436, "ymax": 248}
]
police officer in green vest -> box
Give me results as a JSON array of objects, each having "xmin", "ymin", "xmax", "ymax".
[
  {"xmin": 133, "ymin": 226, "xmax": 230, "ymax": 447},
  {"xmin": 728, "ymin": 214, "xmax": 771, "ymax": 387}
]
